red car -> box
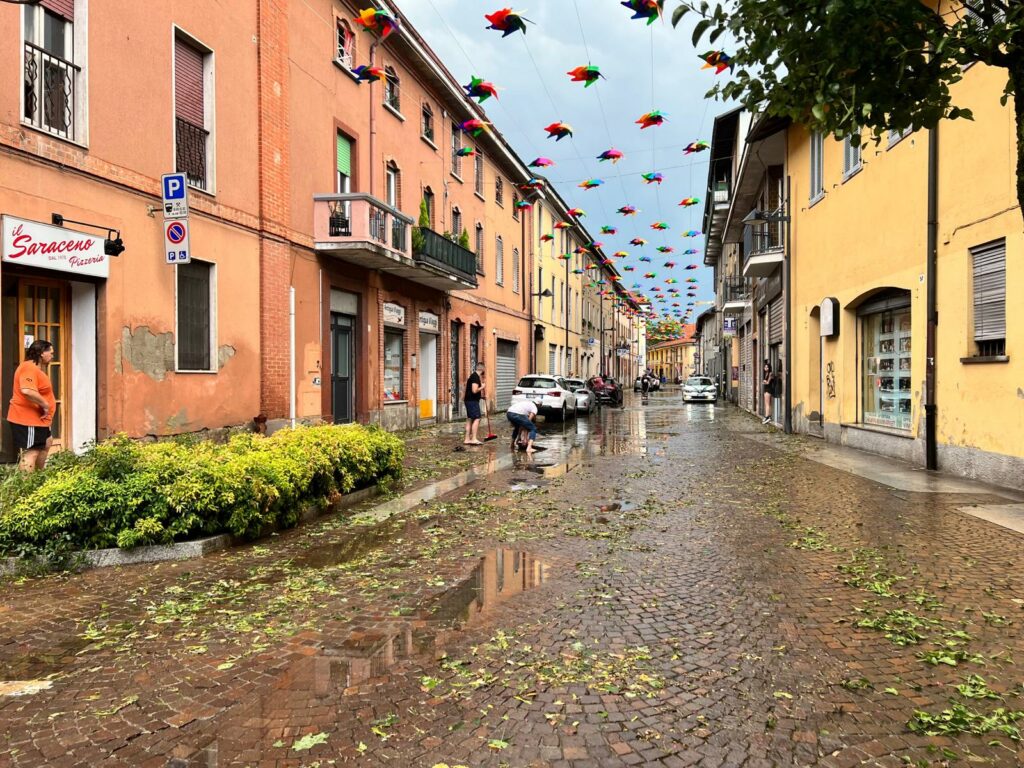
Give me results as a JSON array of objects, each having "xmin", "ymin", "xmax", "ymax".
[{"xmin": 587, "ymin": 375, "xmax": 623, "ymax": 406}]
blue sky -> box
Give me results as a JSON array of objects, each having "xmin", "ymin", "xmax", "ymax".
[{"xmin": 398, "ymin": 0, "xmax": 730, "ymax": 325}]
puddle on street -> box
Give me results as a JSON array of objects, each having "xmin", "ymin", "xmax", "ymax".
[
  {"xmin": 1, "ymin": 635, "xmax": 91, "ymax": 682},
  {"xmin": 598, "ymin": 500, "xmax": 638, "ymax": 514}
]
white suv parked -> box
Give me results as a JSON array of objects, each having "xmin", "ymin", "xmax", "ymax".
[
  {"xmin": 510, "ymin": 375, "xmax": 578, "ymax": 421},
  {"xmin": 682, "ymin": 376, "xmax": 717, "ymax": 403}
]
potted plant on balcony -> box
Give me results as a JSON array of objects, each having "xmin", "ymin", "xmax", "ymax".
[
  {"xmin": 412, "ymin": 198, "xmax": 429, "ymax": 254},
  {"xmin": 459, "ymin": 228, "xmax": 470, "ymax": 250}
]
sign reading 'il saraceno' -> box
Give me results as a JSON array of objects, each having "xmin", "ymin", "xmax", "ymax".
[{"xmin": 0, "ymin": 215, "xmax": 110, "ymax": 278}]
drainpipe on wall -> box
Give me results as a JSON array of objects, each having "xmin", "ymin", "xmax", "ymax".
[
  {"xmin": 289, "ymin": 286, "xmax": 296, "ymax": 427},
  {"xmin": 925, "ymin": 125, "xmax": 939, "ymax": 471},
  {"xmin": 369, "ymin": 41, "xmax": 378, "ymax": 198},
  {"xmin": 784, "ymin": 175, "xmax": 793, "ymax": 434}
]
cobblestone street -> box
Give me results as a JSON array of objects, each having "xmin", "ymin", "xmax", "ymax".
[{"xmin": 3, "ymin": 393, "xmax": 1024, "ymax": 767}]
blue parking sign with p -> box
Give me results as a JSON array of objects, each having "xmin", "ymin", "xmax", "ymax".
[{"xmin": 161, "ymin": 172, "xmax": 189, "ymax": 218}]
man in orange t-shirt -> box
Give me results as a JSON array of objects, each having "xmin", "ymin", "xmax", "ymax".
[{"xmin": 7, "ymin": 339, "xmax": 57, "ymax": 472}]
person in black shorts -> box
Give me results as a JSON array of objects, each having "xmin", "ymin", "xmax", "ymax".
[{"xmin": 463, "ymin": 364, "xmax": 486, "ymax": 444}]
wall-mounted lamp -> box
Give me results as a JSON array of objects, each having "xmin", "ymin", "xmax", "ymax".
[{"xmin": 51, "ymin": 213, "xmax": 125, "ymax": 256}]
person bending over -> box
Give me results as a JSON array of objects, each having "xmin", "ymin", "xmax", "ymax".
[{"xmin": 506, "ymin": 398, "xmax": 538, "ymax": 454}]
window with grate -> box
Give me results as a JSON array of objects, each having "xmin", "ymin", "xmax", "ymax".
[
  {"xmin": 843, "ymin": 134, "xmax": 862, "ymax": 176},
  {"xmin": 383, "ymin": 65, "xmax": 400, "ymax": 112},
  {"xmin": 421, "ymin": 102, "xmax": 434, "ymax": 142},
  {"xmin": 175, "ymin": 34, "xmax": 211, "ymax": 191},
  {"xmin": 450, "ymin": 122, "xmax": 462, "ymax": 177},
  {"xmin": 809, "ymin": 131, "xmax": 823, "ymax": 201},
  {"xmin": 495, "ymin": 235, "xmax": 504, "ymax": 285},
  {"xmin": 475, "ymin": 223, "xmax": 484, "ymax": 274},
  {"xmin": 452, "ymin": 207, "xmax": 462, "ymax": 240},
  {"xmin": 177, "ymin": 260, "xmax": 213, "ymax": 371},
  {"xmin": 495, "ymin": 176, "xmax": 504, "ymax": 206},
  {"xmin": 512, "ymin": 191, "xmax": 520, "ymax": 221},
  {"xmin": 474, "ymin": 152, "xmax": 484, "ymax": 195},
  {"xmin": 22, "ymin": 1, "xmax": 81, "ymax": 142},
  {"xmin": 336, "ymin": 18, "xmax": 354, "ymax": 67},
  {"xmin": 971, "ymin": 238, "xmax": 1006, "ymax": 357},
  {"xmin": 512, "ymin": 247, "xmax": 520, "ymax": 293}
]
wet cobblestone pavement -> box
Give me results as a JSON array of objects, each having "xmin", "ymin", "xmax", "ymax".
[{"xmin": 4, "ymin": 393, "xmax": 1024, "ymax": 766}]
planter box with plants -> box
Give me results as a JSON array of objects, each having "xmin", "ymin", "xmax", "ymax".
[{"xmin": 0, "ymin": 424, "xmax": 404, "ymax": 568}]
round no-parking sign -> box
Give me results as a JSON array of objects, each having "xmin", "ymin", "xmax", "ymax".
[{"xmin": 163, "ymin": 219, "xmax": 191, "ymax": 264}]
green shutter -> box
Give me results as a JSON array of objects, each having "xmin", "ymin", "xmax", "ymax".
[{"xmin": 336, "ymin": 134, "xmax": 352, "ymax": 176}]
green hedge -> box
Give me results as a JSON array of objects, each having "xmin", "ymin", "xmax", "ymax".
[{"xmin": 0, "ymin": 424, "xmax": 404, "ymax": 554}]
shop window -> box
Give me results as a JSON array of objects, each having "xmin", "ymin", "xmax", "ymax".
[
  {"xmin": 475, "ymin": 223, "xmax": 484, "ymax": 274},
  {"xmin": 450, "ymin": 122, "xmax": 462, "ymax": 177},
  {"xmin": 971, "ymin": 238, "xmax": 1006, "ymax": 357},
  {"xmin": 383, "ymin": 330, "xmax": 404, "ymax": 400},
  {"xmin": 335, "ymin": 18, "xmax": 354, "ymax": 68},
  {"xmin": 860, "ymin": 297, "xmax": 912, "ymax": 430},
  {"xmin": 177, "ymin": 260, "xmax": 215, "ymax": 371},
  {"xmin": 421, "ymin": 102, "xmax": 434, "ymax": 143},
  {"xmin": 809, "ymin": 131, "xmax": 824, "ymax": 201},
  {"xmin": 22, "ymin": 0, "xmax": 85, "ymax": 143},
  {"xmin": 383, "ymin": 65, "xmax": 400, "ymax": 113},
  {"xmin": 174, "ymin": 31, "xmax": 214, "ymax": 192}
]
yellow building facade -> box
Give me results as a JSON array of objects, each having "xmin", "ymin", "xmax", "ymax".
[
  {"xmin": 786, "ymin": 60, "xmax": 1022, "ymax": 487},
  {"xmin": 647, "ymin": 331, "xmax": 697, "ymax": 382}
]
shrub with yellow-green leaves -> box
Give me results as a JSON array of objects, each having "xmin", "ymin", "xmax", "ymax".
[{"xmin": 0, "ymin": 424, "xmax": 403, "ymax": 554}]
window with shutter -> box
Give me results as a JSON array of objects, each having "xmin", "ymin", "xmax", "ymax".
[
  {"xmin": 512, "ymin": 248, "xmax": 520, "ymax": 293},
  {"xmin": 177, "ymin": 260, "xmax": 214, "ymax": 371},
  {"xmin": 336, "ymin": 133, "xmax": 352, "ymax": 193},
  {"xmin": 843, "ymin": 135, "xmax": 862, "ymax": 176},
  {"xmin": 383, "ymin": 65, "xmax": 400, "ymax": 112},
  {"xmin": 336, "ymin": 19, "xmax": 354, "ymax": 67},
  {"xmin": 475, "ymin": 153, "xmax": 484, "ymax": 195},
  {"xmin": 495, "ymin": 176, "xmax": 504, "ymax": 206},
  {"xmin": 512, "ymin": 191, "xmax": 520, "ymax": 221},
  {"xmin": 495, "ymin": 235, "xmax": 504, "ymax": 285},
  {"xmin": 421, "ymin": 103, "xmax": 434, "ymax": 142},
  {"xmin": 809, "ymin": 131, "xmax": 824, "ymax": 200},
  {"xmin": 175, "ymin": 35, "xmax": 210, "ymax": 190},
  {"xmin": 971, "ymin": 239, "xmax": 1006, "ymax": 356},
  {"xmin": 22, "ymin": 1, "xmax": 80, "ymax": 140},
  {"xmin": 450, "ymin": 122, "xmax": 462, "ymax": 177},
  {"xmin": 475, "ymin": 224, "xmax": 484, "ymax": 275}
]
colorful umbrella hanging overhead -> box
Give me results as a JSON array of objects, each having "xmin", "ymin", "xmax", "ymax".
[
  {"xmin": 650, "ymin": 222, "xmax": 669, "ymax": 230},
  {"xmin": 554, "ymin": 221, "xmax": 573, "ymax": 230},
  {"xmin": 456, "ymin": 146, "xmax": 476, "ymax": 158},
  {"xmin": 601, "ymin": 226, "xmax": 618, "ymax": 235},
  {"xmin": 597, "ymin": 148, "xmax": 624, "ymax": 164},
  {"xmin": 540, "ymin": 234, "xmax": 554, "ymax": 242},
  {"xmin": 568, "ymin": 65, "xmax": 606, "ymax": 87},
  {"xmin": 641, "ymin": 172, "xmax": 664, "ymax": 185},
  {"xmin": 630, "ymin": 237, "xmax": 647, "ymax": 246},
  {"xmin": 529, "ymin": 157, "xmax": 554, "ymax": 168},
  {"xmin": 567, "ymin": 208, "xmax": 586, "ymax": 218},
  {"xmin": 678, "ymin": 197, "xmax": 700, "ymax": 207},
  {"xmin": 636, "ymin": 111, "xmax": 666, "ymax": 129},
  {"xmin": 545, "ymin": 122, "xmax": 573, "ymax": 141},
  {"xmin": 460, "ymin": 119, "xmax": 489, "ymax": 137},
  {"xmin": 351, "ymin": 65, "xmax": 385, "ymax": 83},
  {"xmin": 683, "ymin": 248, "xmax": 700, "ymax": 255},
  {"xmin": 621, "ymin": 0, "xmax": 663, "ymax": 25},
  {"xmin": 485, "ymin": 8, "xmax": 532, "ymax": 36},
  {"xmin": 682, "ymin": 230, "xmax": 701, "ymax": 237},
  {"xmin": 354, "ymin": 8, "xmax": 399, "ymax": 40},
  {"xmin": 683, "ymin": 140, "xmax": 710, "ymax": 154},
  {"xmin": 657, "ymin": 246, "xmax": 674, "ymax": 253},
  {"xmin": 579, "ymin": 179, "xmax": 604, "ymax": 190},
  {"xmin": 464, "ymin": 76, "xmax": 499, "ymax": 102},
  {"xmin": 699, "ymin": 50, "xmax": 733, "ymax": 73},
  {"xmin": 618, "ymin": 206, "xmax": 638, "ymax": 216}
]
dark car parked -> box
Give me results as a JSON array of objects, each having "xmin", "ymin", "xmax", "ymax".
[{"xmin": 587, "ymin": 375, "xmax": 624, "ymax": 406}]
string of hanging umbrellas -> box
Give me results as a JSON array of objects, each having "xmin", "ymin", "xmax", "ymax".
[{"xmin": 346, "ymin": 4, "xmax": 734, "ymax": 334}]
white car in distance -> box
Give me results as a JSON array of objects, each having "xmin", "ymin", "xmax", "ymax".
[
  {"xmin": 563, "ymin": 378, "xmax": 595, "ymax": 414},
  {"xmin": 510, "ymin": 375, "xmax": 578, "ymax": 421},
  {"xmin": 682, "ymin": 376, "xmax": 718, "ymax": 403}
]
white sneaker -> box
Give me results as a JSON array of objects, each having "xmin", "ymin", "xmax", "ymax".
[{"xmin": 762, "ymin": 416, "xmax": 770, "ymax": 424}]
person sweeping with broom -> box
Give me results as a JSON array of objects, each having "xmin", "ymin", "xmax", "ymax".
[{"xmin": 463, "ymin": 363, "xmax": 488, "ymax": 445}]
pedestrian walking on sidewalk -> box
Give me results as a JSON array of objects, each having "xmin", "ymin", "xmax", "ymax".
[
  {"xmin": 506, "ymin": 398, "xmax": 538, "ymax": 454},
  {"xmin": 761, "ymin": 360, "xmax": 774, "ymax": 424},
  {"xmin": 7, "ymin": 339, "xmax": 57, "ymax": 472},
  {"xmin": 463, "ymin": 364, "xmax": 486, "ymax": 445}
]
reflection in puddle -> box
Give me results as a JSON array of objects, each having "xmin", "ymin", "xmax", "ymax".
[{"xmin": 598, "ymin": 500, "xmax": 637, "ymax": 514}]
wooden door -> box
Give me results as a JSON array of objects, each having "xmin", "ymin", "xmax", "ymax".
[{"xmin": 18, "ymin": 281, "xmax": 69, "ymax": 450}]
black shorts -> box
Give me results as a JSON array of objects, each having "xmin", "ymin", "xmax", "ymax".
[
  {"xmin": 10, "ymin": 423, "xmax": 51, "ymax": 451},
  {"xmin": 465, "ymin": 400, "xmax": 482, "ymax": 420}
]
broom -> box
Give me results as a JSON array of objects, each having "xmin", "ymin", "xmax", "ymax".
[{"xmin": 483, "ymin": 401, "xmax": 498, "ymax": 441}]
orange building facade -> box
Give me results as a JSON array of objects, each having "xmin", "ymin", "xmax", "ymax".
[{"xmin": 0, "ymin": 0, "xmax": 560, "ymax": 454}]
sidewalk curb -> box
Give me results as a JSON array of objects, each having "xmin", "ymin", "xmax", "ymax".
[{"xmin": 0, "ymin": 484, "xmax": 382, "ymax": 577}]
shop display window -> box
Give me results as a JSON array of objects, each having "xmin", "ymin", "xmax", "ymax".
[
  {"xmin": 862, "ymin": 309, "xmax": 912, "ymax": 430},
  {"xmin": 383, "ymin": 330, "xmax": 404, "ymax": 400}
]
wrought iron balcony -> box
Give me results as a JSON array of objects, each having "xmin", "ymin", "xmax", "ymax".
[
  {"xmin": 414, "ymin": 227, "xmax": 478, "ymax": 287},
  {"xmin": 175, "ymin": 117, "xmax": 210, "ymax": 191},
  {"xmin": 720, "ymin": 276, "xmax": 751, "ymax": 315},
  {"xmin": 742, "ymin": 225, "xmax": 785, "ymax": 278},
  {"xmin": 23, "ymin": 42, "xmax": 79, "ymax": 141},
  {"xmin": 313, "ymin": 194, "xmax": 477, "ymax": 291}
]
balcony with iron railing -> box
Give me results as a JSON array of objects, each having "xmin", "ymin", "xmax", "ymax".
[
  {"xmin": 414, "ymin": 227, "xmax": 478, "ymax": 287},
  {"xmin": 742, "ymin": 224, "xmax": 785, "ymax": 278},
  {"xmin": 719, "ymin": 276, "xmax": 751, "ymax": 315},
  {"xmin": 23, "ymin": 41, "xmax": 79, "ymax": 141},
  {"xmin": 313, "ymin": 194, "xmax": 477, "ymax": 290},
  {"xmin": 175, "ymin": 117, "xmax": 210, "ymax": 191}
]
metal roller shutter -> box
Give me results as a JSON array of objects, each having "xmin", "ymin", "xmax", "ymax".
[
  {"xmin": 40, "ymin": 0, "xmax": 74, "ymax": 22},
  {"xmin": 769, "ymin": 298, "xmax": 784, "ymax": 345},
  {"xmin": 175, "ymin": 38, "xmax": 205, "ymax": 127},
  {"xmin": 740, "ymin": 326, "xmax": 751, "ymax": 411},
  {"xmin": 496, "ymin": 341, "xmax": 518, "ymax": 410},
  {"xmin": 548, "ymin": 345, "xmax": 556, "ymax": 375},
  {"xmin": 971, "ymin": 239, "xmax": 1006, "ymax": 341}
]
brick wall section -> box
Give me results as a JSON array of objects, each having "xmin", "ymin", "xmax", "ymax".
[{"xmin": 257, "ymin": 0, "xmax": 292, "ymax": 417}]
